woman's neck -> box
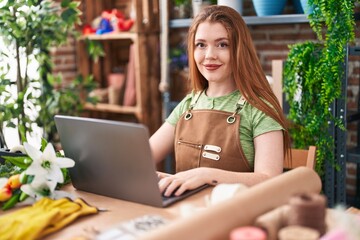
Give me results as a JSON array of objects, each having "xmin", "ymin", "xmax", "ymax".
[{"xmin": 205, "ymin": 82, "xmax": 237, "ymax": 97}]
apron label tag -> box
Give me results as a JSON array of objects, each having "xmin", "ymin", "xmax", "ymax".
[
  {"xmin": 204, "ymin": 145, "xmax": 222, "ymax": 153},
  {"xmin": 202, "ymin": 152, "xmax": 220, "ymax": 161}
]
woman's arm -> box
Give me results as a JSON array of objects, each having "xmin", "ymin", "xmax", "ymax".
[
  {"xmin": 159, "ymin": 130, "xmax": 284, "ymax": 196},
  {"xmin": 149, "ymin": 122, "xmax": 175, "ymax": 164}
]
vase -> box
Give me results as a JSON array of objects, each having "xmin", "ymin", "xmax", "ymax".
[
  {"xmin": 300, "ymin": 0, "xmax": 314, "ymax": 15},
  {"xmin": 217, "ymin": 0, "xmax": 243, "ymax": 15},
  {"xmin": 192, "ymin": 0, "xmax": 211, "ymax": 18},
  {"xmin": 252, "ymin": 0, "xmax": 287, "ymax": 16}
]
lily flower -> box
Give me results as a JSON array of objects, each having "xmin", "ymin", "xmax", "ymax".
[
  {"xmin": 23, "ymin": 142, "xmax": 75, "ymax": 184},
  {"xmin": 20, "ymin": 176, "xmax": 57, "ymax": 200},
  {"xmin": 0, "ymin": 178, "xmax": 8, "ymax": 188},
  {"xmin": 21, "ymin": 176, "xmax": 75, "ymax": 201}
]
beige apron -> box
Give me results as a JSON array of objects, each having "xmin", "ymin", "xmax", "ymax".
[{"xmin": 174, "ymin": 92, "xmax": 252, "ymax": 173}]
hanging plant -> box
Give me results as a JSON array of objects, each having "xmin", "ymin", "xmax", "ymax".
[
  {"xmin": 284, "ymin": 0, "xmax": 357, "ymax": 175},
  {"xmin": 0, "ymin": 0, "xmax": 98, "ymax": 147}
]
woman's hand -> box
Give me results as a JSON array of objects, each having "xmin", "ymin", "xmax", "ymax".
[{"xmin": 158, "ymin": 168, "xmax": 212, "ymax": 197}]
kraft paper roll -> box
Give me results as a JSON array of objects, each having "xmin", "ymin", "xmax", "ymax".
[{"xmin": 141, "ymin": 167, "xmax": 322, "ymax": 240}]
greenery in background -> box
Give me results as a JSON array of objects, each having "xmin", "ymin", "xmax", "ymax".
[
  {"xmin": 0, "ymin": 0, "xmax": 98, "ymax": 147},
  {"xmin": 173, "ymin": 0, "xmax": 191, "ymax": 7},
  {"xmin": 85, "ymin": 38, "xmax": 105, "ymax": 63},
  {"xmin": 284, "ymin": 0, "xmax": 357, "ymax": 175},
  {"xmin": 169, "ymin": 46, "xmax": 188, "ymax": 70}
]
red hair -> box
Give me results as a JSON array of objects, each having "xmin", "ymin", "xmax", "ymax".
[{"xmin": 187, "ymin": 5, "xmax": 290, "ymax": 155}]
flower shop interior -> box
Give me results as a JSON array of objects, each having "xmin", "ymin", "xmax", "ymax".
[{"xmin": 1, "ymin": 0, "xmax": 360, "ymax": 239}]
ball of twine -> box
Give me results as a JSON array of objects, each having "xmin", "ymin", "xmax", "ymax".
[{"xmin": 287, "ymin": 193, "xmax": 327, "ymax": 236}]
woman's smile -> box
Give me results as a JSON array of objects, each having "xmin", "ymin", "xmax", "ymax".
[{"xmin": 203, "ymin": 63, "xmax": 222, "ymax": 71}]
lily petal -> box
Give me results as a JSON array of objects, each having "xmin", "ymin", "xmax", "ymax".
[
  {"xmin": 47, "ymin": 166, "xmax": 64, "ymax": 183},
  {"xmin": 51, "ymin": 190, "xmax": 75, "ymax": 200},
  {"xmin": 42, "ymin": 143, "xmax": 57, "ymax": 162},
  {"xmin": 55, "ymin": 157, "xmax": 75, "ymax": 168},
  {"xmin": 26, "ymin": 162, "xmax": 47, "ymax": 176},
  {"xmin": 46, "ymin": 180, "xmax": 58, "ymax": 192},
  {"xmin": 24, "ymin": 142, "xmax": 42, "ymax": 161},
  {"xmin": 21, "ymin": 184, "xmax": 37, "ymax": 198},
  {"xmin": 0, "ymin": 178, "xmax": 8, "ymax": 188}
]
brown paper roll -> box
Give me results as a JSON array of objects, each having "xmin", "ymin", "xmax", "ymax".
[
  {"xmin": 287, "ymin": 193, "xmax": 327, "ymax": 235},
  {"xmin": 141, "ymin": 167, "xmax": 322, "ymax": 240}
]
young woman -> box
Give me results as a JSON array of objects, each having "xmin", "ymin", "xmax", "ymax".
[{"xmin": 150, "ymin": 5, "xmax": 290, "ymax": 197}]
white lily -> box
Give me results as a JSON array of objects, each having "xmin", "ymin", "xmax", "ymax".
[
  {"xmin": 0, "ymin": 178, "xmax": 8, "ymax": 188},
  {"xmin": 23, "ymin": 142, "xmax": 75, "ymax": 184},
  {"xmin": 21, "ymin": 176, "xmax": 75, "ymax": 201},
  {"xmin": 20, "ymin": 175, "xmax": 57, "ymax": 200}
]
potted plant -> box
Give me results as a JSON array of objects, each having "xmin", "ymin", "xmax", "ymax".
[
  {"xmin": 172, "ymin": 0, "xmax": 191, "ymax": 19},
  {"xmin": 252, "ymin": 0, "xmax": 287, "ymax": 16},
  {"xmin": 283, "ymin": 0, "xmax": 357, "ymax": 176},
  {"xmin": 0, "ymin": 0, "xmax": 97, "ymax": 148}
]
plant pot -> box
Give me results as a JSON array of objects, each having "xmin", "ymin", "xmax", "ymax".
[
  {"xmin": 300, "ymin": 0, "xmax": 314, "ymax": 15},
  {"xmin": 217, "ymin": 0, "xmax": 243, "ymax": 15},
  {"xmin": 293, "ymin": 0, "xmax": 304, "ymax": 14},
  {"xmin": 252, "ymin": 0, "xmax": 287, "ymax": 16},
  {"xmin": 192, "ymin": 0, "xmax": 211, "ymax": 18}
]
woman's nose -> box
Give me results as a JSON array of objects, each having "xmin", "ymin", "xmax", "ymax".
[{"xmin": 205, "ymin": 46, "xmax": 217, "ymax": 59}]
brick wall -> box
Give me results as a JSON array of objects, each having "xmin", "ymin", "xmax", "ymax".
[{"xmin": 53, "ymin": 0, "xmax": 360, "ymax": 197}]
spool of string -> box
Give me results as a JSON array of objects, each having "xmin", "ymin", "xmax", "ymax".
[
  {"xmin": 278, "ymin": 225, "xmax": 320, "ymax": 240},
  {"xmin": 287, "ymin": 193, "xmax": 327, "ymax": 236}
]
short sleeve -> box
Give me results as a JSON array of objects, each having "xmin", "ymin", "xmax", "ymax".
[
  {"xmin": 165, "ymin": 93, "xmax": 193, "ymax": 126},
  {"xmin": 252, "ymin": 108, "xmax": 284, "ymax": 138}
]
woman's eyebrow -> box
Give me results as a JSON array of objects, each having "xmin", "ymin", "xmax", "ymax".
[{"xmin": 195, "ymin": 37, "xmax": 229, "ymax": 42}]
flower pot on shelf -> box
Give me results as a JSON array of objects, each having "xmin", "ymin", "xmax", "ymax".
[
  {"xmin": 293, "ymin": 0, "xmax": 304, "ymax": 14},
  {"xmin": 217, "ymin": 0, "xmax": 243, "ymax": 15},
  {"xmin": 252, "ymin": 0, "xmax": 287, "ymax": 16},
  {"xmin": 300, "ymin": 0, "xmax": 314, "ymax": 15}
]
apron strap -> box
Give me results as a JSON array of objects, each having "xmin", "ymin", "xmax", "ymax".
[
  {"xmin": 227, "ymin": 95, "xmax": 247, "ymax": 124},
  {"xmin": 184, "ymin": 90, "xmax": 203, "ymax": 120},
  {"xmin": 189, "ymin": 91, "xmax": 203, "ymax": 110}
]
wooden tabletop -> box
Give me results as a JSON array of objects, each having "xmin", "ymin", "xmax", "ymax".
[{"xmin": 44, "ymin": 184, "xmax": 212, "ymax": 240}]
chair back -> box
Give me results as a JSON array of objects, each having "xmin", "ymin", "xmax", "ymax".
[{"xmin": 284, "ymin": 146, "xmax": 316, "ymax": 170}]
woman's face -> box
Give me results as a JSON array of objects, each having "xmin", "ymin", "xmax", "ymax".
[{"xmin": 194, "ymin": 21, "xmax": 232, "ymax": 86}]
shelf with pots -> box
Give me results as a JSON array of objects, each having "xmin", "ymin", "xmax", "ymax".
[{"xmin": 169, "ymin": 13, "xmax": 309, "ymax": 28}]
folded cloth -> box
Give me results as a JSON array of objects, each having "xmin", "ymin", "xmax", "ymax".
[{"xmin": 0, "ymin": 197, "xmax": 98, "ymax": 240}]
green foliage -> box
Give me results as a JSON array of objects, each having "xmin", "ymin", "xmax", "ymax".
[
  {"xmin": 284, "ymin": 0, "xmax": 357, "ymax": 175},
  {"xmin": 85, "ymin": 38, "xmax": 105, "ymax": 63},
  {"xmin": 0, "ymin": 0, "xmax": 97, "ymax": 146},
  {"xmin": 173, "ymin": 0, "xmax": 191, "ymax": 7},
  {"xmin": 0, "ymin": 161, "xmax": 22, "ymax": 178}
]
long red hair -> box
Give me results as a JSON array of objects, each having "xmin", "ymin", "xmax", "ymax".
[{"xmin": 187, "ymin": 5, "xmax": 290, "ymax": 156}]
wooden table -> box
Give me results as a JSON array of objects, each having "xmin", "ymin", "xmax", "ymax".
[{"xmin": 44, "ymin": 185, "xmax": 212, "ymax": 240}]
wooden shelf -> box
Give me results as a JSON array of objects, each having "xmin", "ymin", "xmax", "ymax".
[
  {"xmin": 169, "ymin": 14, "xmax": 309, "ymax": 28},
  {"xmin": 84, "ymin": 103, "xmax": 140, "ymax": 114},
  {"xmin": 79, "ymin": 32, "xmax": 138, "ymax": 41},
  {"xmin": 76, "ymin": 0, "xmax": 162, "ymax": 134}
]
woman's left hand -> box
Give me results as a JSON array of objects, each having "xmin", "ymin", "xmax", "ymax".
[{"xmin": 158, "ymin": 168, "xmax": 212, "ymax": 197}]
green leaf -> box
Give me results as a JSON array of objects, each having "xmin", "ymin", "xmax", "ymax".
[
  {"xmin": 61, "ymin": 0, "xmax": 71, "ymax": 8},
  {"xmin": 2, "ymin": 192, "xmax": 21, "ymax": 211},
  {"xmin": 3, "ymin": 156, "xmax": 32, "ymax": 170}
]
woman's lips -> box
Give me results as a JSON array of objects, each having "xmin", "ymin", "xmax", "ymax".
[{"xmin": 204, "ymin": 64, "xmax": 221, "ymax": 70}]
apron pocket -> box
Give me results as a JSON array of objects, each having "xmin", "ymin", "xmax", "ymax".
[{"xmin": 176, "ymin": 140, "xmax": 202, "ymax": 171}]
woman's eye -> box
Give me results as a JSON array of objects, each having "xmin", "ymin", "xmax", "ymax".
[
  {"xmin": 195, "ymin": 42, "xmax": 205, "ymax": 48},
  {"xmin": 218, "ymin": 42, "xmax": 229, "ymax": 48}
]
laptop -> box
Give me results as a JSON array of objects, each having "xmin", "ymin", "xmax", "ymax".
[{"xmin": 54, "ymin": 115, "xmax": 208, "ymax": 208}]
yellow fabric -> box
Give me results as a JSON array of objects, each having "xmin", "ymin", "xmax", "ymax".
[{"xmin": 0, "ymin": 197, "xmax": 98, "ymax": 240}]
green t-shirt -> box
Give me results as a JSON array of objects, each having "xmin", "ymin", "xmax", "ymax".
[{"xmin": 166, "ymin": 90, "xmax": 283, "ymax": 168}]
